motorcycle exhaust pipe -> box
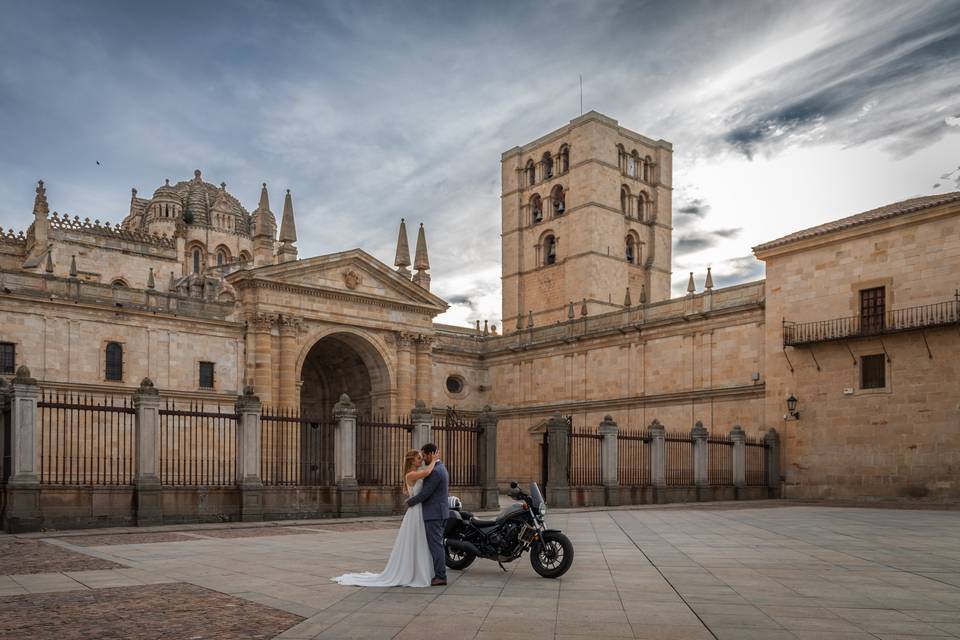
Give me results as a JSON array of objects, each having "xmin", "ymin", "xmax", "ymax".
[{"xmin": 446, "ymin": 539, "xmax": 482, "ymax": 557}]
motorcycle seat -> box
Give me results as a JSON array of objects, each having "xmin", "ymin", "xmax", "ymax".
[{"xmin": 470, "ymin": 517, "xmax": 497, "ymax": 528}]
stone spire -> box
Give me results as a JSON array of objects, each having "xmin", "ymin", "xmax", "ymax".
[
  {"xmin": 32, "ymin": 180, "xmax": 50, "ymax": 249},
  {"xmin": 567, "ymin": 301, "xmax": 574, "ymax": 319},
  {"xmin": 704, "ymin": 267, "xmax": 714, "ymax": 290},
  {"xmin": 44, "ymin": 249, "xmax": 54, "ymax": 274},
  {"xmin": 168, "ymin": 271, "xmax": 177, "ymax": 293},
  {"xmin": 258, "ymin": 182, "xmax": 270, "ymax": 212},
  {"xmin": 147, "ymin": 267, "xmax": 155, "ymax": 289},
  {"xmin": 580, "ymin": 298, "xmax": 588, "ymax": 316},
  {"xmin": 33, "ymin": 180, "xmax": 49, "ymax": 217},
  {"xmin": 276, "ymin": 189, "xmax": 298, "ymax": 264},
  {"xmin": 639, "ymin": 284, "xmax": 647, "ymax": 304},
  {"xmin": 623, "ymin": 287, "xmax": 632, "ymax": 307},
  {"xmin": 394, "ymin": 218, "xmax": 411, "ymax": 278},
  {"xmin": 251, "ymin": 182, "xmax": 277, "ymax": 267},
  {"xmin": 687, "ymin": 272, "xmax": 696, "ymax": 295},
  {"xmin": 412, "ymin": 223, "xmax": 431, "ymax": 290},
  {"xmin": 69, "ymin": 254, "xmax": 78, "ymax": 278}
]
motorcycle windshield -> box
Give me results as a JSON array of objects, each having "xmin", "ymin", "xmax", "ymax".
[{"xmin": 530, "ymin": 482, "xmax": 545, "ymax": 510}]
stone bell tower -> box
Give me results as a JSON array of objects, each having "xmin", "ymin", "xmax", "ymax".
[{"xmin": 500, "ymin": 111, "xmax": 673, "ymax": 331}]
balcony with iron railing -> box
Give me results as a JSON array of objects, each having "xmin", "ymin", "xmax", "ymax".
[{"xmin": 783, "ymin": 292, "xmax": 960, "ymax": 347}]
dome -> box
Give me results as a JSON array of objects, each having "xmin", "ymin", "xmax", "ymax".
[{"xmin": 152, "ymin": 179, "xmax": 180, "ymax": 201}]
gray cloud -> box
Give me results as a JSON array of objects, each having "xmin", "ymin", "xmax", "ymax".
[
  {"xmin": 674, "ymin": 228, "xmax": 741, "ymax": 255},
  {"xmin": 677, "ymin": 198, "xmax": 711, "ymax": 219}
]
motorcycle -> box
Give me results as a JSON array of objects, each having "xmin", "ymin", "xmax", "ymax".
[{"xmin": 444, "ymin": 481, "xmax": 574, "ymax": 578}]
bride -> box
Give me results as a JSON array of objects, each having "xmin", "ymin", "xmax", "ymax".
[{"xmin": 332, "ymin": 449, "xmax": 437, "ymax": 587}]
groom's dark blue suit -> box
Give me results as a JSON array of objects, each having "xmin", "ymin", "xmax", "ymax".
[{"xmin": 405, "ymin": 461, "xmax": 449, "ymax": 580}]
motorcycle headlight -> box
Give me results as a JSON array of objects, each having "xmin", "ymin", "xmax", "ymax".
[{"xmin": 539, "ymin": 503, "xmax": 547, "ymax": 517}]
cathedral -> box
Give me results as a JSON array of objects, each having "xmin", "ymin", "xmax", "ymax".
[{"xmin": 1, "ymin": 111, "xmax": 958, "ymax": 503}]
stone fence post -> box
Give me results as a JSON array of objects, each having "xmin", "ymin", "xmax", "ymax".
[
  {"xmin": 411, "ymin": 400, "xmax": 432, "ymax": 450},
  {"xmin": 648, "ymin": 419, "xmax": 666, "ymax": 490},
  {"xmin": 764, "ymin": 427, "xmax": 781, "ymax": 497},
  {"xmin": 691, "ymin": 421, "xmax": 709, "ymax": 488},
  {"xmin": 235, "ymin": 387, "xmax": 263, "ymax": 522},
  {"xmin": 133, "ymin": 378, "xmax": 162, "ymax": 526},
  {"xmin": 477, "ymin": 405, "xmax": 499, "ymax": 509},
  {"xmin": 5, "ymin": 366, "xmax": 41, "ymax": 532},
  {"xmin": 333, "ymin": 394, "xmax": 358, "ymax": 517},
  {"xmin": 730, "ymin": 425, "xmax": 746, "ymax": 489},
  {"xmin": 546, "ymin": 414, "xmax": 571, "ymax": 507},
  {"xmin": 598, "ymin": 415, "xmax": 620, "ymax": 506}
]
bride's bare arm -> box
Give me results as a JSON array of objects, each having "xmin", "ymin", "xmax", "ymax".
[{"xmin": 404, "ymin": 458, "xmax": 438, "ymax": 484}]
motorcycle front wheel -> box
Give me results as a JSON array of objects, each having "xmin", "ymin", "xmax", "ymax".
[
  {"xmin": 445, "ymin": 543, "xmax": 476, "ymax": 571},
  {"xmin": 530, "ymin": 531, "xmax": 574, "ymax": 578}
]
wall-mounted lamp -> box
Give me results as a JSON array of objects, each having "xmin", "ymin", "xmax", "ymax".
[{"xmin": 785, "ymin": 393, "xmax": 800, "ymax": 420}]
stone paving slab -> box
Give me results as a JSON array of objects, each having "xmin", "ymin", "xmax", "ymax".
[{"xmin": 0, "ymin": 538, "xmax": 120, "ymax": 575}]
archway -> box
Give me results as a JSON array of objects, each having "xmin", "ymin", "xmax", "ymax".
[{"xmin": 299, "ymin": 332, "xmax": 391, "ymax": 419}]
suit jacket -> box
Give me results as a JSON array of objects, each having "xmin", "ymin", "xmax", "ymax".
[{"xmin": 406, "ymin": 462, "xmax": 449, "ymax": 521}]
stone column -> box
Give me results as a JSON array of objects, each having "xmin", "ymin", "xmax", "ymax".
[
  {"xmin": 546, "ymin": 414, "xmax": 571, "ymax": 508},
  {"xmin": 236, "ymin": 387, "xmax": 264, "ymax": 522},
  {"xmin": 251, "ymin": 314, "xmax": 274, "ymax": 406},
  {"xmin": 477, "ymin": 405, "xmax": 499, "ymax": 509},
  {"xmin": 5, "ymin": 366, "xmax": 42, "ymax": 532},
  {"xmin": 648, "ymin": 419, "xmax": 666, "ymax": 490},
  {"xmin": 277, "ymin": 315, "xmax": 300, "ymax": 409},
  {"xmin": 730, "ymin": 425, "xmax": 746, "ymax": 490},
  {"xmin": 691, "ymin": 420, "xmax": 709, "ymax": 489},
  {"xmin": 333, "ymin": 394, "xmax": 359, "ymax": 517},
  {"xmin": 598, "ymin": 415, "xmax": 620, "ymax": 506},
  {"xmin": 764, "ymin": 427, "xmax": 781, "ymax": 497},
  {"xmin": 395, "ymin": 333, "xmax": 415, "ymax": 418},
  {"xmin": 133, "ymin": 378, "xmax": 163, "ymax": 526},
  {"xmin": 414, "ymin": 336, "xmax": 434, "ymax": 411},
  {"xmin": 411, "ymin": 400, "xmax": 432, "ymax": 450}
]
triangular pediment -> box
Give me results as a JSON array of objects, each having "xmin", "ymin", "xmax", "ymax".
[{"xmin": 228, "ymin": 249, "xmax": 448, "ymax": 313}]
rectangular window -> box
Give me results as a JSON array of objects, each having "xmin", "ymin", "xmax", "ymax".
[
  {"xmin": 199, "ymin": 361, "xmax": 215, "ymax": 389},
  {"xmin": 860, "ymin": 286, "xmax": 885, "ymax": 334},
  {"xmin": 861, "ymin": 354, "xmax": 886, "ymax": 389},
  {"xmin": 0, "ymin": 342, "xmax": 14, "ymax": 375}
]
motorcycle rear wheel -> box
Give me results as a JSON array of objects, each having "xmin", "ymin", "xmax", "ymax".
[
  {"xmin": 530, "ymin": 531, "xmax": 574, "ymax": 578},
  {"xmin": 445, "ymin": 544, "xmax": 476, "ymax": 571}
]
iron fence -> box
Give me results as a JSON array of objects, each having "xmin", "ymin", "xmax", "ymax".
[
  {"xmin": 569, "ymin": 427, "xmax": 603, "ymax": 486},
  {"xmin": 356, "ymin": 415, "xmax": 413, "ymax": 486},
  {"xmin": 432, "ymin": 414, "xmax": 480, "ymax": 486},
  {"xmin": 745, "ymin": 435, "xmax": 767, "ymax": 486},
  {"xmin": 617, "ymin": 428, "xmax": 650, "ymax": 486},
  {"xmin": 158, "ymin": 400, "xmax": 237, "ymax": 486},
  {"xmin": 260, "ymin": 406, "xmax": 335, "ymax": 486},
  {"xmin": 665, "ymin": 431, "xmax": 694, "ymax": 486},
  {"xmin": 708, "ymin": 434, "xmax": 733, "ymax": 486},
  {"xmin": 784, "ymin": 296, "xmax": 960, "ymax": 346},
  {"xmin": 37, "ymin": 391, "xmax": 135, "ymax": 485}
]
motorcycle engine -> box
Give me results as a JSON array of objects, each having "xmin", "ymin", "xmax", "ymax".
[{"xmin": 496, "ymin": 522, "xmax": 523, "ymax": 557}]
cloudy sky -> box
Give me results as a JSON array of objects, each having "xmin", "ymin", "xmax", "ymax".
[{"xmin": 1, "ymin": 0, "xmax": 957, "ymax": 327}]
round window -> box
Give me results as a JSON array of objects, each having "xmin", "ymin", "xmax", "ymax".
[{"xmin": 445, "ymin": 376, "xmax": 464, "ymax": 394}]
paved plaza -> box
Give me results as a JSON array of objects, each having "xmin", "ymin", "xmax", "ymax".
[{"xmin": 1, "ymin": 503, "xmax": 960, "ymax": 639}]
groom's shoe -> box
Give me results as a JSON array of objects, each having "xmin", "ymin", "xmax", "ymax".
[{"xmin": 431, "ymin": 578, "xmax": 447, "ymax": 586}]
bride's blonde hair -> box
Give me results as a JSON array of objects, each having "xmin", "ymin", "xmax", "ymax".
[{"xmin": 403, "ymin": 449, "xmax": 422, "ymax": 477}]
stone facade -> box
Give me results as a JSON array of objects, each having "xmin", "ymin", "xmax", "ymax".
[{"xmin": 1, "ymin": 112, "xmax": 958, "ymax": 505}]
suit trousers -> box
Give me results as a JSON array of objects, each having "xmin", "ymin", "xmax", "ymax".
[{"xmin": 424, "ymin": 518, "xmax": 446, "ymax": 580}]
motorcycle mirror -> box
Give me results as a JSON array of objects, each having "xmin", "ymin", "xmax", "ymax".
[{"xmin": 510, "ymin": 481, "xmax": 519, "ymax": 489}]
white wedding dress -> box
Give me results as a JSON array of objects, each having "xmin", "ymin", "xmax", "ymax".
[{"xmin": 332, "ymin": 478, "xmax": 434, "ymax": 587}]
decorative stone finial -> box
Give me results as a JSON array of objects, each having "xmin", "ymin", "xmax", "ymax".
[
  {"xmin": 623, "ymin": 287, "xmax": 631, "ymax": 307},
  {"xmin": 69, "ymin": 254, "xmax": 78, "ymax": 278},
  {"xmin": 33, "ymin": 180, "xmax": 49, "ymax": 217},
  {"xmin": 412, "ymin": 223, "xmax": 431, "ymax": 290},
  {"xmin": 483, "ymin": 320, "xmax": 489, "ymax": 336},
  {"xmin": 136, "ymin": 377, "xmax": 159, "ymax": 396},
  {"xmin": 691, "ymin": 420, "xmax": 708, "ymax": 438},
  {"xmin": 243, "ymin": 384, "xmax": 256, "ymax": 396},
  {"xmin": 687, "ymin": 272, "xmax": 696, "ymax": 294},
  {"xmin": 705, "ymin": 267, "xmax": 714, "ymax": 290},
  {"xmin": 168, "ymin": 271, "xmax": 177, "ymax": 293},
  {"xmin": 394, "ymin": 218, "xmax": 411, "ymax": 277},
  {"xmin": 649, "ymin": 418, "xmax": 664, "ymax": 431},
  {"xmin": 194, "ymin": 169, "xmax": 202, "ymax": 180},
  {"xmin": 131, "ymin": 187, "xmax": 138, "ymax": 197},
  {"xmin": 13, "ymin": 365, "xmax": 36, "ymax": 385},
  {"xmin": 526, "ymin": 310, "xmax": 534, "ymax": 328},
  {"xmin": 580, "ymin": 298, "xmax": 588, "ymax": 316},
  {"xmin": 515, "ymin": 314, "xmax": 523, "ymax": 330},
  {"xmin": 165, "ymin": 178, "xmax": 170, "ymax": 186},
  {"xmin": 147, "ymin": 267, "xmax": 155, "ymax": 289},
  {"xmin": 567, "ymin": 301, "xmax": 574, "ymax": 319},
  {"xmin": 220, "ymin": 181, "xmax": 226, "ymax": 190},
  {"xmin": 278, "ymin": 189, "xmax": 297, "ymax": 244},
  {"xmin": 640, "ymin": 284, "xmax": 647, "ymax": 305},
  {"xmin": 44, "ymin": 249, "xmax": 54, "ymax": 274}
]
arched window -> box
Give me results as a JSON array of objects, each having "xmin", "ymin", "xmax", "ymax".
[
  {"xmin": 192, "ymin": 248, "xmax": 202, "ymax": 274},
  {"xmin": 551, "ymin": 185, "xmax": 565, "ymax": 216},
  {"xmin": 616, "ymin": 144, "xmax": 626, "ymax": 172},
  {"xmin": 620, "ymin": 186, "xmax": 631, "ymax": 216},
  {"xmin": 643, "ymin": 156, "xmax": 652, "ymax": 182},
  {"xmin": 111, "ymin": 278, "xmax": 128, "ymax": 288},
  {"xmin": 105, "ymin": 342, "xmax": 123, "ymax": 381},
  {"xmin": 559, "ymin": 145, "xmax": 570, "ymax": 173},
  {"xmin": 216, "ymin": 252, "xmax": 224, "ymax": 267},
  {"xmin": 628, "ymin": 150, "xmax": 639, "ymax": 177},
  {"xmin": 543, "ymin": 234, "xmax": 557, "ymax": 266},
  {"xmin": 626, "ymin": 236, "xmax": 636, "ymax": 264},
  {"xmin": 239, "ymin": 250, "xmax": 252, "ymax": 263},
  {"xmin": 531, "ymin": 194, "xmax": 543, "ymax": 224},
  {"xmin": 525, "ymin": 160, "xmax": 536, "ymax": 187},
  {"xmin": 542, "ymin": 152, "xmax": 553, "ymax": 179},
  {"xmin": 637, "ymin": 192, "xmax": 646, "ymax": 222},
  {"xmin": 215, "ymin": 246, "xmax": 230, "ymax": 267}
]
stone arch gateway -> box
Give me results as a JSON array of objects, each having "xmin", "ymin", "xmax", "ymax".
[{"xmin": 299, "ymin": 332, "xmax": 392, "ymax": 419}]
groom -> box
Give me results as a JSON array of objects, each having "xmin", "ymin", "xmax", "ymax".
[{"xmin": 405, "ymin": 442, "xmax": 449, "ymax": 586}]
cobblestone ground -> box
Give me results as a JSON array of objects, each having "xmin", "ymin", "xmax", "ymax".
[
  {"xmin": 1, "ymin": 505, "xmax": 959, "ymax": 639},
  {"xmin": 0, "ymin": 538, "xmax": 119, "ymax": 574}
]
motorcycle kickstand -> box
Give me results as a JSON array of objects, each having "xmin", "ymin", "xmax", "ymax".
[{"xmin": 497, "ymin": 562, "xmax": 508, "ymax": 572}]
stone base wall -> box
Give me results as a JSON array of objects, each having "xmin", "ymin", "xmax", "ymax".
[{"xmin": 555, "ymin": 484, "xmax": 777, "ymax": 508}]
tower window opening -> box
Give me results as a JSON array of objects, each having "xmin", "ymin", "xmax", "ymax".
[
  {"xmin": 105, "ymin": 341, "xmax": 123, "ymax": 382},
  {"xmin": 192, "ymin": 248, "xmax": 202, "ymax": 274},
  {"xmin": 531, "ymin": 194, "xmax": 543, "ymax": 224},
  {"xmin": 626, "ymin": 236, "xmax": 636, "ymax": 264},
  {"xmin": 551, "ymin": 185, "xmax": 565, "ymax": 216},
  {"xmin": 525, "ymin": 160, "xmax": 536, "ymax": 187},
  {"xmin": 559, "ymin": 145, "xmax": 570, "ymax": 173},
  {"xmin": 544, "ymin": 234, "xmax": 557, "ymax": 266},
  {"xmin": 542, "ymin": 152, "xmax": 553, "ymax": 179}
]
